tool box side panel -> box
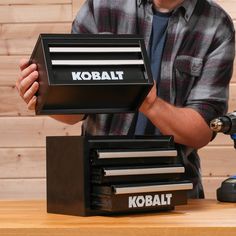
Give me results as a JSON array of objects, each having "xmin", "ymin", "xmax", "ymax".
[{"xmin": 46, "ymin": 136, "xmax": 91, "ymax": 216}]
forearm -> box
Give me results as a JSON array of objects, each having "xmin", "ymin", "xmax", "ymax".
[
  {"xmin": 143, "ymin": 97, "xmax": 213, "ymax": 149},
  {"xmin": 50, "ymin": 114, "xmax": 85, "ymax": 125}
]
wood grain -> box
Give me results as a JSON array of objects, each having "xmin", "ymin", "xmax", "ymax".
[
  {"xmin": 0, "ymin": 148, "xmax": 45, "ymax": 178},
  {"xmin": 215, "ymin": 0, "xmax": 236, "ymax": 19},
  {"xmin": 0, "ymin": 56, "xmax": 26, "ymax": 86},
  {"xmin": 0, "ymin": 23, "xmax": 71, "ymax": 39},
  {"xmin": 0, "ymin": 40, "xmax": 7, "ymax": 55},
  {"xmin": 229, "ymin": 83, "xmax": 236, "ymax": 112},
  {"xmin": 0, "ymin": 0, "xmax": 71, "ymax": 4},
  {"xmin": 207, "ymin": 133, "xmax": 234, "ymax": 146},
  {"xmin": 0, "ymin": 179, "xmax": 45, "ymax": 200},
  {"xmin": 202, "ymin": 177, "xmax": 226, "ymax": 199},
  {"xmin": 0, "ymin": 117, "xmax": 82, "ymax": 148},
  {"xmin": 0, "ymin": 86, "xmax": 34, "ymax": 116},
  {"xmin": 0, "ymin": 23, "xmax": 71, "ymax": 55},
  {"xmin": 200, "ymin": 146, "xmax": 236, "ymax": 177},
  {"xmin": 72, "ymin": 0, "xmax": 85, "ymax": 18},
  {"xmin": 0, "ymin": 199, "xmax": 235, "ymax": 236},
  {"xmin": 232, "ymin": 60, "xmax": 236, "ymax": 83},
  {"xmin": 0, "ymin": 5, "xmax": 72, "ymax": 23}
]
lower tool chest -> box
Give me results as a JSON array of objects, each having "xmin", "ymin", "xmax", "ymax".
[{"xmin": 46, "ymin": 135, "xmax": 193, "ymax": 216}]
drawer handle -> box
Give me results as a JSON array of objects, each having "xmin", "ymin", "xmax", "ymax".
[
  {"xmin": 114, "ymin": 183, "xmax": 193, "ymax": 195},
  {"xmin": 104, "ymin": 167, "xmax": 185, "ymax": 176},
  {"xmin": 49, "ymin": 47, "xmax": 141, "ymax": 53},
  {"xmin": 97, "ymin": 150, "xmax": 177, "ymax": 159},
  {"xmin": 51, "ymin": 59, "xmax": 144, "ymax": 66}
]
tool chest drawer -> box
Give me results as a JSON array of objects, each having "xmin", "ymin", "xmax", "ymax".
[
  {"xmin": 92, "ymin": 181, "xmax": 193, "ymax": 212},
  {"xmin": 91, "ymin": 148, "xmax": 181, "ymax": 165},
  {"xmin": 92, "ymin": 165, "xmax": 185, "ymax": 184}
]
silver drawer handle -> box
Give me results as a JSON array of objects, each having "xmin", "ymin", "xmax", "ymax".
[
  {"xmin": 49, "ymin": 47, "xmax": 141, "ymax": 53},
  {"xmin": 104, "ymin": 167, "xmax": 185, "ymax": 176},
  {"xmin": 114, "ymin": 183, "xmax": 193, "ymax": 195},
  {"xmin": 51, "ymin": 59, "xmax": 144, "ymax": 66},
  {"xmin": 97, "ymin": 150, "xmax": 177, "ymax": 159}
]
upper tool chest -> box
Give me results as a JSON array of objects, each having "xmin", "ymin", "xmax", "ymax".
[{"xmin": 30, "ymin": 34, "xmax": 153, "ymax": 115}]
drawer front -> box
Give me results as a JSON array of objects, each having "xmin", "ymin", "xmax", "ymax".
[
  {"xmin": 92, "ymin": 182, "xmax": 193, "ymax": 212},
  {"xmin": 92, "ymin": 166, "xmax": 185, "ymax": 184}
]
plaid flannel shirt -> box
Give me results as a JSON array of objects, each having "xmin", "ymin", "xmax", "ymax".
[{"xmin": 71, "ymin": 0, "xmax": 235, "ymax": 198}]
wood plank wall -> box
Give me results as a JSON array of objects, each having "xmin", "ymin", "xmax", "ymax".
[{"xmin": 0, "ymin": 0, "xmax": 235, "ymax": 200}]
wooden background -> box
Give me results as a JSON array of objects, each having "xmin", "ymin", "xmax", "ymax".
[{"xmin": 0, "ymin": 0, "xmax": 235, "ymax": 200}]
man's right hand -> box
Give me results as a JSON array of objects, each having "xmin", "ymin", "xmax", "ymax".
[
  {"xmin": 15, "ymin": 58, "xmax": 84, "ymax": 124},
  {"xmin": 15, "ymin": 58, "xmax": 39, "ymax": 110}
]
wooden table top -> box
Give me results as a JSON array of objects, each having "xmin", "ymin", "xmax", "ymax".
[{"xmin": 0, "ymin": 199, "xmax": 236, "ymax": 236}]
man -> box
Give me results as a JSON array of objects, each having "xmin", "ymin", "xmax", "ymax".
[{"xmin": 16, "ymin": 0, "xmax": 235, "ymax": 198}]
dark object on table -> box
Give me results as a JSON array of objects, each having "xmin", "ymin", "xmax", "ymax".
[
  {"xmin": 46, "ymin": 135, "xmax": 193, "ymax": 216},
  {"xmin": 217, "ymin": 176, "xmax": 236, "ymax": 203}
]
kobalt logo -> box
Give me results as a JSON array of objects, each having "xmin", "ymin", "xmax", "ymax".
[
  {"xmin": 128, "ymin": 193, "xmax": 172, "ymax": 208},
  {"xmin": 72, "ymin": 71, "xmax": 124, "ymax": 81}
]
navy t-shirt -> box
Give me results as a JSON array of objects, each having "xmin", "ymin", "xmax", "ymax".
[{"xmin": 135, "ymin": 10, "xmax": 171, "ymax": 135}]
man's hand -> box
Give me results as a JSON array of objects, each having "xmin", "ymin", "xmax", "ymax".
[
  {"xmin": 139, "ymin": 82, "xmax": 157, "ymax": 115},
  {"xmin": 15, "ymin": 58, "xmax": 39, "ymax": 110},
  {"xmin": 15, "ymin": 58, "xmax": 84, "ymax": 125}
]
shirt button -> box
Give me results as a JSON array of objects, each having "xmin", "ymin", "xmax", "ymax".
[{"xmin": 192, "ymin": 63, "xmax": 201, "ymax": 73}]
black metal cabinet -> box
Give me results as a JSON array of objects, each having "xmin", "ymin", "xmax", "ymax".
[
  {"xmin": 30, "ymin": 34, "xmax": 153, "ymax": 115},
  {"xmin": 46, "ymin": 136, "xmax": 193, "ymax": 216}
]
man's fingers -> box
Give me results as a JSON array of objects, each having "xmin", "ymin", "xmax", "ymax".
[
  {"xmin": 18, "ymin": 71, "xmax": 38, "ymax": 96},
  {"xmin": 146, "ymin": 81, "xmax": 157, "ymax": 99},
  {"xmin": 20, "ymin": 63, "xmax": 37, "ymax": 82},
  {"xmin": 17, "ymin": 58, "xmax": 38, "ymax": 111},
  {"xmin": 19, "ymin": 58, "xmax": 30, "ymax": 71},
  {"xmin": 27, "ymin": 96, "xmax": 37, "ymax": 110},
  {"xmin": 23, "ymin": 82, "xmax": 39, "ymax": 104}
]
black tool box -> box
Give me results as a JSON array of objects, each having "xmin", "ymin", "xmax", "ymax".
[
  {"xmin": 46, "ymin": 136, "xmax": 193, "ymax": 216},
  {"xmin": 30, "ymin": 34, "xmax": 153, "ymax": 115}
]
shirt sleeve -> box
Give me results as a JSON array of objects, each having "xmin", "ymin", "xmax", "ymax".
[
  {"xmin": 185, "ymin": 28, "xmax": 235, "ymax": 125},
  {"xmin": 71, "ymin": 0, "xmax": 99, "ymax": 34}
]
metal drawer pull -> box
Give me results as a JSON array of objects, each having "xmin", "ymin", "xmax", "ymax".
[
  {"xmin": 114, "ymin": 183, "xmax": 193, "ymax": 195},
  {"xmin": 104, "ymin": 167, "xmax": 185, "ymax": 176},
  {"xmin": 49, "ymin": 47, "xmax": 141, "ymax": 53},
  {"xmin": 51, "ymin": 60, "xmax": 144, "ymax": 66},
  {"xmin": 97, "ymin": 150, "xmax": 177, "ymax": 159}
]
